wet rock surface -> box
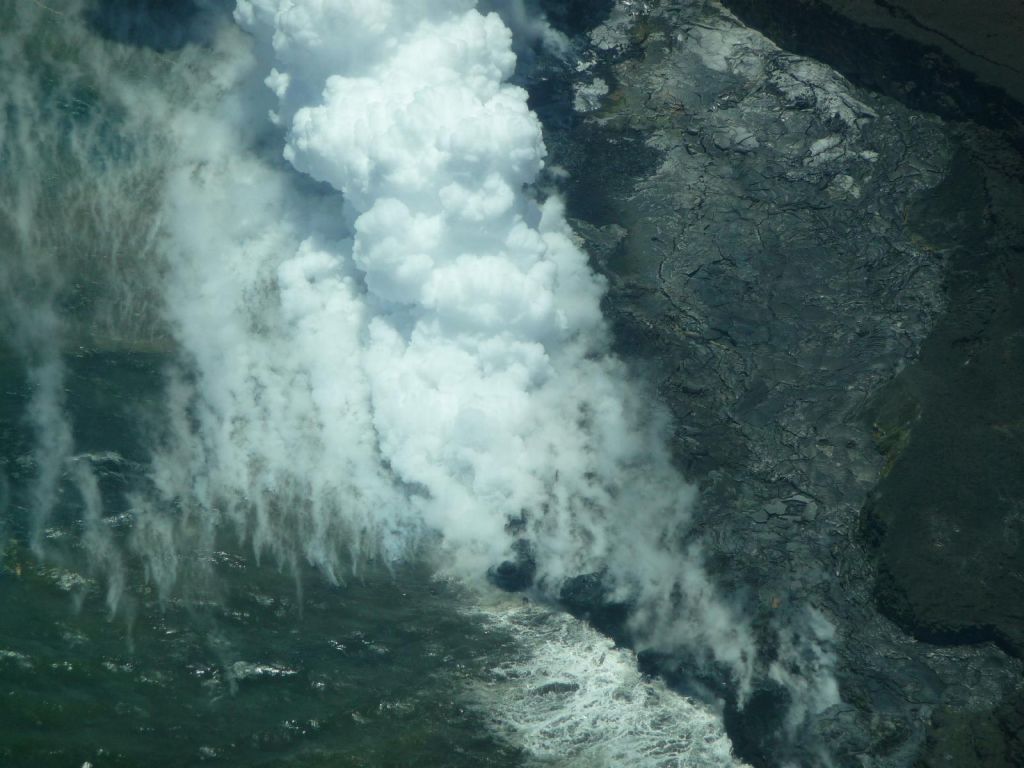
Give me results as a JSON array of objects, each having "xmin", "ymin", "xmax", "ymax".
[{"xmin": 531, "ymin": 0, "xmax": 1024, "ymax": 764}]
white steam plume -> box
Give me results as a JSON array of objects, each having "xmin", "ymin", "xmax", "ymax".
[{"xmin": 135, "ymin": 0, "xmax": 758, "ymax": 693}]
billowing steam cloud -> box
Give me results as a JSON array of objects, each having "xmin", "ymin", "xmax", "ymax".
[{"xmin": 132, "ymin": 0, "xmax": 761, "ymax": 692}]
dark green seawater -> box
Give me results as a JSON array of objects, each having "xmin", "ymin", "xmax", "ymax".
[
  {"xmin": 0, "ymin": 553, "xmax": 524, "ymax": 767},
  {"xmin": 0, "ymin": 352, "xmax": 521, "ymax": 767}
]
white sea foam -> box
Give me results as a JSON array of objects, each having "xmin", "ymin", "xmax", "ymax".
[{"xmin": 468, "ymin": 599, "xmax": 748, "ymax": 767}]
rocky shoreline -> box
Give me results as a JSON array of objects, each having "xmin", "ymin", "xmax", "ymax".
[{"xmin": 529, "ymin": 1, "xmax": 1024, "ymax": 764}]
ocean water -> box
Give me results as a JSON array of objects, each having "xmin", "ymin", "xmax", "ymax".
[{"xmin": 0, "ymin": 3, "xmax": 746, "ymax": 766}]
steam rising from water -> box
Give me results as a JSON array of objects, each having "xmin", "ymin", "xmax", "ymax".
[
  {"xmin": 0, "ymin": 0, "xmax": 840, "ymax": 746},
  {"xmin": 0, "ymin": 0, "xmax": 170, "ymax": 609},
  {"xmin": 139, "ymin": 0, "xmax": 756, "ymax": 692}
]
